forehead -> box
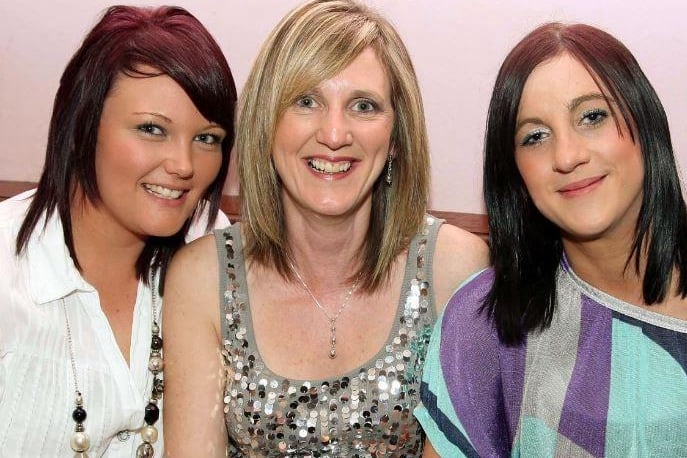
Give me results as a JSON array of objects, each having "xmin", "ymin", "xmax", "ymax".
[
  {"xmin": 316, "ymin": 46, "xmax": 391, "ymax": 97},
  {"xmin": 519, "ymin": 53, "xmax": 602, "ymax": 110}
]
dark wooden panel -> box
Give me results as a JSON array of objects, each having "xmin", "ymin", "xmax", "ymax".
[{"xmin": 0, "ymin": 181, "xmax": 35, "ymax": 200}]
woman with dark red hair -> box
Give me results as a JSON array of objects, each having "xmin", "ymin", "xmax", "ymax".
[
  {"xmin": 417, "ymin": 22, "xmax": 687, "ymax": 457},
  {"xmin": 0, "ymin": 6, "xmax": 236, "ymax": 456}
]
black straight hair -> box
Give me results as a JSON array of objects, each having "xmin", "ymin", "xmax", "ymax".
[{"xmin": 482, "ymin": 22, "xmax": 687, "ymax": 345}]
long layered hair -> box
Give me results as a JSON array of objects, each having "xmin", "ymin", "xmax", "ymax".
[
  {"xmin": 16, "ymin": 5, "xmax": 237, "ymax": 290},
  {"xmin": 238, "ymin": 0, "xmax": 429, "ymax": 291},
  {"xmin": 483, "ymin": 22, "xmax": 687, "ymax": 344}
]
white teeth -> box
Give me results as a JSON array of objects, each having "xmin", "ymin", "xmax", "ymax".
[
  {"xmin": 308, "ymin": 158, "xmax": 352, "ymax": 174},
  {"xmin": 144, "ymin": 184, "xmax": 184, "ymax": 199}
]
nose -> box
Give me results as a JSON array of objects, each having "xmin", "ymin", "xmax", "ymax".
[
  {"xmin": 315, "ymin": 108, "xmax": 353, "ymax": 150},
  {"xmin": 552, "ymin": 132, "xmax": 590, "ymax": 173},
  {"xmin": 164, "ymin": 141, "xmax": 194, "ymax": 178}
]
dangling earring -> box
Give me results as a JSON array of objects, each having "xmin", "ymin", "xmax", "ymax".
[{"xmin": 385, "ymin": 154, "xmax": 393, "ymax": 185}]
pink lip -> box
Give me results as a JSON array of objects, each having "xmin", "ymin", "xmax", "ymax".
[{"xmin": 558, "ymin": 175, "xmax": 605, "ymax": 197}]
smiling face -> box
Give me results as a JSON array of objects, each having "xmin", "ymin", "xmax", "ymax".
[
  {"xmin": 514, "ymin": 53, "xmax": 644, "ymax": 243},
  {"xmin": 87, "ymin": 69, "xmax": 225, "ymax": 240},
  {"xmin": 271, "ymin": 46, "xmax": 394, "ymax": 219}
]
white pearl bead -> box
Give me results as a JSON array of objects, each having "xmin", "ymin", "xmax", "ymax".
[
  {"xmin": 140, "ymin": 425, "xmax": 159, "ymax": 444},
  {"xmin": 70, "ymin": 431, "xmax": 90, "ymax": 452},
  {"xmin": 148, "ymin": 356, "xmax": 164, "ymax": 372}
]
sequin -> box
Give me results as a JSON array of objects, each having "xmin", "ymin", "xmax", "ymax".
[{"xmin": 219, "ymin": 218, "xmax": 440, "ymax": 457}]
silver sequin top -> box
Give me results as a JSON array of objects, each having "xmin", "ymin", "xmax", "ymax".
[{"xmin": 216, "ymin": 216, "xmax": 442, "ymax": 457}]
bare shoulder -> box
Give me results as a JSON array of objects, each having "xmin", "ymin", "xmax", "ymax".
[
  {"xmin": 165, "ymin": 233, "xmax": 221, "ymax": 321},
  {"xmin": 432, "ymin": 223, "xmax": 489, "ymax": 313}
]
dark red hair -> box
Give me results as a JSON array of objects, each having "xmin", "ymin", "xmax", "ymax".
[{"xmin": 16, "ymin": 5, "xmax": 237, "ymax": 286}]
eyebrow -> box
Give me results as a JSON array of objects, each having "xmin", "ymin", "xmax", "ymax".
[
  {"xmin": 305, "ymin": 87, "xmax": 389, "ymax": 106},
  {"xmin": 566, "ymin": 92, "xmax": 608, "ymax": 111},
  {"xmin": 515, "ymin": 92, "xmax": 610, "ymax": 132},
  {"xmin": 133, "ymin": 111, "xmax": 173, "ymax": 123},
  {"xmin": 133, "ymin": 112, "xmax": 223, "ymax": 131}
]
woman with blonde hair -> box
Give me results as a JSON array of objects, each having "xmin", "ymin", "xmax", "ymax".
[{"xmin": 163, "ymin": 0, "xmax": 487, "ymax": 456}]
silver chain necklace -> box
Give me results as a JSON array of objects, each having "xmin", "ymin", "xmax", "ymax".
[
  {"xmin": 287, "ymin": 258, "xmax": 361, "ymax": 359},
  {"xmin": 63, "ymin": 270, "xmax": 164, "ymax": 457}
]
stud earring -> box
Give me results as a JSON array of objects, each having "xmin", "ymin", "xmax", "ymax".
[{"xmin": 385, "ymin": 154, "xmax": 393, "ymax": 185}]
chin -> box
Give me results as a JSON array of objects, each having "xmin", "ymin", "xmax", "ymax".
[
  {"xmin": 561, "ymin": 222, "xmax": 617, "ymax": 243},
  {"xmin": 142, "ymin": 222, "xmax": 187, "ymax": 239}
]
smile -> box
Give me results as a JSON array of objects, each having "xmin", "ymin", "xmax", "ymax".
[
  {"xmin": 308, "ymin": 158, "xmax": 352, "ymax": 174},
  {"xmin": 144, "ymin": 184, "xmax": 185, "ymax": 200},
  {"xmin": 558, "ymin": 175, "xmax": 606, "ymax": 197}
]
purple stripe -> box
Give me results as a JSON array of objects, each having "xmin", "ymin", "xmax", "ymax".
[
  {"xmin": 499, "ymin": 337, "xmax": 527, "ymax": 440},
  {"xmin": 558, "ymin": 295, "xmax": 612, "ymax": 456},
  {"xmin": 439, "ymin": 269, "xmax": 518, "ymax": 456}
]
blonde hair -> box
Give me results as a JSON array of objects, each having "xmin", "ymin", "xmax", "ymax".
[{"xmin": 238, "ymin": 0, "xmax": 429, "ymax": 291}]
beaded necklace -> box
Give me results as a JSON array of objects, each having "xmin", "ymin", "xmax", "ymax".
[{"xmin": 63, "ymin": 270, "xmax": 164, "ymax": 457}]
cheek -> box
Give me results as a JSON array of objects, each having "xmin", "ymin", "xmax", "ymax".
[
  {"xmin": 361, "ymin": 120, "xmax": 393, "ymax": 152},
  {"xmin": 95, "ymin": 137, "xmax": 146, "ymax": 187},
  {"xmin": 273, "ymin": 115, "xmax": 313, "ymax": 154},
  {"xmin": 515, "ymin": 154, "xmax": 551, "ymax": 213},
  {"xmin": 195, "ymin": 153, "xmax": 223, "ymax": 185},
  {"xmin": 617, "ymin": 141, "xmax": 644, "ymax": 176},
  {"xmin": 515, "ymin": 154, "xmax": 541, "ymax": 193}
]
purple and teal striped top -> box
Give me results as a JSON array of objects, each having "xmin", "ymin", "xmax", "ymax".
[{"xmin": 415, "ymin": 264, "xmax": 687, "ymax": 457}]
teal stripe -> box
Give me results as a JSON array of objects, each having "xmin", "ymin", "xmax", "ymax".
[
  {"xmin": 415, "ymin": 315, "xmax": 476, "ymax": 456},
  {"xmin": 517, "ymin": 417, "xmax": 557, "ymax": 457},
  {"xmin": 606, "ymin": 317, "xmax": 687, "ymax": 456}
]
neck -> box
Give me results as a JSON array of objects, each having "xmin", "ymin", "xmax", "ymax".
[
  {"xmin": 563, "ymin": 235, "xmax": 645, "ymax": 305},
  {"xmin": 282, "ymin": 197, "xmax": 372, "ymax": 288},
  {"xmin": 70, "ymin": 193, "xmax": 146, "ymax": 286}
]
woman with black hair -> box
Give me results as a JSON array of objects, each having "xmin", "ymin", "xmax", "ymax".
[
  {"xmin": 0, "ymin": 6, "xmax": 236, "ymax": 456},
  {"xmin": 417, "ymin": 22, "xmax": 687, "ymax": 457}
]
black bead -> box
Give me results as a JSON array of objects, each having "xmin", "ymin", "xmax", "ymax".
[
  {"xmin": 151, "ymin": 335, "xmax": 163, "ymax": 351},
  {"xmin": 72, "ymin": 406, "xmax": 87, "ymax": 423},
  {"xmin": 144, "ymin": 403, "xmax": 160, "ymax": 425}
]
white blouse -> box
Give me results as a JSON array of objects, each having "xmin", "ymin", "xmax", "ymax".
[{"xmin": 0, "ymin": 190, "xmax": 228, "ymax": 457}]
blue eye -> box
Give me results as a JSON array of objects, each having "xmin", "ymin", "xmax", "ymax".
[
  {"xmin": 352, "ymin": 99, "xmax": 377, "ymax": 113},
  {"xmin": 137, "ymin": 122, "xmax": 164, "ymax": 136},
  {"xmin": 295, "ymin": 95, "xmax": 318, "ymax": 108},
  {"xmin": 580, "ymin": 108, "xmax": 608, "ymax": 126},
  {"xmin": 520, "ymin": 128, "xmax": 549, "ymax": 146}
]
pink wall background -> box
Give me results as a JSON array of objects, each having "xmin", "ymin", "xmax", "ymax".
[{"xmin": 1, "ymin": 0, "xmax": 684, "ymax": 214}]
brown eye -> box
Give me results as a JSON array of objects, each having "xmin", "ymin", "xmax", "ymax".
[
  {"xmin": 195, "ymin": 133, "xmax": 222, "ymax": 145},
  {"xmin": 580, "ymin": 108, "xmax": 608, "ymax": 126},
  {"xmin": 520, "ymin": 128, "xmax": 549, "ymax": 147},
  {"xmin": 138, "ymin": 123, "xmax": 164, "ymax": 136}
]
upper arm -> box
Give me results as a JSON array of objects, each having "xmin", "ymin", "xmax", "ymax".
[
  {"xmin": 432, "ymin": 223, "xmax": 489, "ymax": 313},
  {"xmin": 163, "ymin": 234, "xmax": 227, "ymax": 457},
  {"xmin": 416, "ymin": 276, "xmax": 511, "ymax": 457},
  {"xmin": 422, "ymin": 439, "xmax": 441, "ymax": 457}
]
